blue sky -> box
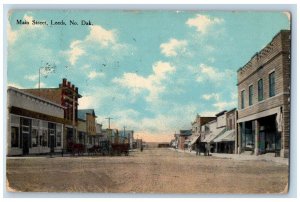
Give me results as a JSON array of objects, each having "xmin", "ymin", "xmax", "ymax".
[{"xmin": 7, "ymin": 10, "xmax": 290, "ymax": 142}]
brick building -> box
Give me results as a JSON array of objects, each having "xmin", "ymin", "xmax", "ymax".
[
  {"xmin": 22, "ymin": 78, "xmax": 82, "ymax": 150},
  {"xmin": 236, "ymin": 30, "xmax": 291, "ymax": 158}
]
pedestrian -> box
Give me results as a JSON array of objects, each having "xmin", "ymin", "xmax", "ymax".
[{"xmin": 140, "ymin": 145, "xmax": 143, "ymax": 152}]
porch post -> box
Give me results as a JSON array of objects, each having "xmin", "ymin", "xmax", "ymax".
[{"xmin": 254, "ymin": 120, "xmax": 260, "ymax": 155}]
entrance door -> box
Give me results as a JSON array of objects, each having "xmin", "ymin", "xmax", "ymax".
[
  {"xmin": 50, "ymin": 135, "xmax": 55, "ymax": 153},
  {"xmin": 21, "ymin": 118, "xmax": 31, "ymax": 155},
  {"xmin": 259, "ymin": 130, "xmax": 265, "ymax": 154}
]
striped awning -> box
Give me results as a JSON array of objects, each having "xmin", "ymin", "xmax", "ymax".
[
  {"xmin": 202, "ymin": 127, "xmax": 225, "ymax": 143},
  {"xmin": 213, "ymin": 129, "xmax": 235, "ymax": 143}
]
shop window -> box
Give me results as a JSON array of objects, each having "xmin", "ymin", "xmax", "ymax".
[
  {"xmin": 56, "ymin": 131, "xmax": 62, "ymax": 147},
  {"xmin": 31, "ymin": 128, "xmax": 38, "ymax": 147},
  {"xmin": 269, "ymin": 71, "xmax": 275, "ymax": 97},
  {"xmin": 258, "ymin": 79, "xmax": 264, "ymax": 101},
  {"xmin": 42, "ymin": 129, "xmax": 48, "ymax": 146},
  {"xmin": 249, "ymin": 85, "xmax": 253, "ymax": 106},
  {"xmin": 11, "ymin": 126, "xmax": 19, "ymax": 147}
]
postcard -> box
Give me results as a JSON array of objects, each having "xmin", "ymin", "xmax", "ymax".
[{"xmin": 5, "ymin": 9, "xmax": 291, "ymax": 194}]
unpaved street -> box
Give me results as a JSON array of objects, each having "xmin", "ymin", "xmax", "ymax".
[{"xmin": 6, "ymin": 148, "xmax": 288, "ymax": 193}]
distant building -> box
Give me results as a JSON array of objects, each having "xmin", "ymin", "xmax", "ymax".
[
  {"xmin": 190, "ymin": 114, "xmax": 216, "ymax": 150},
  {"xmin": 178, "ymin": 130, "xmax": 192, "ymax": 150},
  {"xmin": 236, "ymin": 30, "xmax": 291, "ymax": 158},
  {"xmin": 7, "ymin": 87, "xmax": 65, "ymax": 156},
  {"xmin": 202, "ymin": 111, "xmax": 226, "ymax": 153},
  {"xmin": 213, "ymin": 108, "xmax": 237, "ymax": 154},
  {"xmin": 119, "ymin": 130, "xmax": 134, "ymax": 149},
  {"xmin": 78, "ymin": 109, "xmax": 97, "ymax": 146},
  {"xmin": 22, "ymin": 78, "xmax": 82, "ymax": 150}
]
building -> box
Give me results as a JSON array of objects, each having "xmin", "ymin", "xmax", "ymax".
[
  {"xmin": 178, "ymin": 130, "xmax": 192, "ymax": 150},
  {"xmin": 236, "ymin": 30, "xmax": 290, "ymax": 158},
  {"xmin": 190, "ymin": 115, "xmax": 216, "ymax": 150},
  {"xmin": 119, "ymin": 130, "xmax": 134, "ymax": 149},
  {"xmin": 213, "ymin": 108, "xmax": 237, "ymax": 154},
  {"xmin": 22, "ymin": 78, "xmax": 82, "ymax": 150},
  {"xmin": 7, "ymin": 87, "xmax": 65, "ymax": 156},
  {"xmin": 78, "ymin": 109, "xmax": 97, "ymax": 146}
]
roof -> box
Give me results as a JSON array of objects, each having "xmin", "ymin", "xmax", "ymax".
[
  {"xmin": 78, "ymin": 109, "xmax": 96, "ymax": 120},
  {"xmin": 215, "ymin": 110, "xmax": 227, "ymax": 117},
  {"xmin": 8, "ymin": 86, "xmax": 65, "ymax": 109},
  {"xmin": 179, "ymin": 130, "xmax": 192, "ymax": 136}
]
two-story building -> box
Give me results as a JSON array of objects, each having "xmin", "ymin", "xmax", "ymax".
[{"xmin": 236, "ymin": 30, "xmax": 290, "ymax": 158}]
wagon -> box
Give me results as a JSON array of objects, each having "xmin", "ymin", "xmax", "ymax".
[
  {"xmin": 111, "ymin": 143, "xmax": 130, "ymax": 156},
  {"xmin": 68, "ymin": 143, "xmax": 85, "ymax": 156}
]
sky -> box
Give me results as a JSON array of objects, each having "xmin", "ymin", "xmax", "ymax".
[{"xmin": 6, "ymin": 10, "xmax": 290, "ymax": 142}]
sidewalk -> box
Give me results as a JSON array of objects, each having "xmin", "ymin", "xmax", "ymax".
[{"xmin": 170, "ymin": 148, "xmax": 289, "ymax": 165}]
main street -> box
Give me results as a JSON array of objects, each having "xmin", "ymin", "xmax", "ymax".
[{"xmin": 6, "ymin": 148, "xmax": 288, "ymax": 194}]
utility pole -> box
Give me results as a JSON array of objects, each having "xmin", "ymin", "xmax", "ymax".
[{"xmin": 105, "ymin": 117, "xmax": 113, "ymax": 129}]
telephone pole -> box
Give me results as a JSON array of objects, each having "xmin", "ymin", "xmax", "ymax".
[{"xmin": 105, "ymin": 117, "xmax": 113, "ymax": 129}]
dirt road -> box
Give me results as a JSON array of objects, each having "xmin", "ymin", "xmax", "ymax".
[{"xmin": 6, "ymin": 148, "xmax": 288, "ymax": 194}]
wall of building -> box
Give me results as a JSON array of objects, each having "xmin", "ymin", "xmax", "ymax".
[
  {"xmin": 8, "ymin": 88, "xmax": 64, "ymax": 118},
  {"xmin": 22, "ymin": 88, "xmax": 62, "ymax": 105},
  {"xmin": 237, "ymin": 30, "xmax": 290, "ymax": 158},
  {"xmin": 216, "ymin": 114, "xmax": 226, "ymax": 128}
]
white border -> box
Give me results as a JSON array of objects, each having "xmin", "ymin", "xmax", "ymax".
[{"xmin": 1, "ymin": 1, "xmax": 298, "ymax": 201}]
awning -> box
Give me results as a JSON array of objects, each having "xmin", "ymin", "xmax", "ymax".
[
  {"xmin": 213, "ymin": 129, "xmax": 235, "ymax": 143},
  {"xmin": 202, "ymin": 127, "xmax": 225, "ymax": 143},
  {"xmin": 190, "ymin": 135, "xmax": 200, "ymax": 145}
]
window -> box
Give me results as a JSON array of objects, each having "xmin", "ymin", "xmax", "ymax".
[
  {"xmin": 249, "ymin": 85, "xmax": 253, "ymax": 106},
  {"xmin": 56, "ymin": 132, "xmax": 62, "ymax": 147},
  {"xmin": 11, "ymin": 126, "xmax": 19, "ymax": 147},
  {"xmin": 269, "ymin": 71, "xmax": 275, "ymax": 97},
  {"xmin": 31, "ymin": 128, "xmax": 38, "ymax": 147},
  {"xmin": 56, "ymin": 124, "xmax": 62, "ymax": 147},
  {"xmin": 258, "ymin": 79, "xmax": 264, "ymax": 101},
  {"xmin": 241, "ymin": 90, "xmax": 245, "ymax": 109},
  {"xmin": 42, "ymin": 129, "xmax": 48, "ymax": 146}
]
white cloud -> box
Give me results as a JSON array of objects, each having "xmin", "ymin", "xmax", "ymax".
[
  {"xmin": 78, "ymin": 95, "xmax": 97, "ymax": 109},
  {"xmin": 67, "ymin": 40, "xmax": 85, "ymax": 65},
  {"xmin": 202, "ymin": 93, "xmax": 220, "ymax": 101},
  {"xmin": 7, "ymin": 22, "xmax": 17, "ymax": 44},
  {"xmin": 160, "ymin": 38, "xmax": 188, "ymax": 57},
  {"xmin": 25, "ymin": 74, "xmax": 39, "ymax": 81},
  {"xmin": 113, "ymin": 61, "xmax": 175, "ymax": 102},
  {"xmin": 186, "ymin": 14, "xmax": 223, "ymax": 34},
  {"xmin": 195, "ymin": 63, "xmax": 234, "ymax": 84},
  {"xmin": 7, "ymin": 14, "xmax": 45, "ymax": 44},
  {"xmin": 7, "ymin": 82, "xmax": 24, "ymax": 89},
  {"xmin": 86, "ymin": 25, "xmax": 116, "ymax": 47},
  {"xmin": 213, "ymin": 101, "xmax": 236, "ymax": 111},
  {"xmin": 64, "ymin": 25, "xmax": 119, "ymax": 65},
  {"xmin": 34, "ymin": 82, "xmax": 46, "ymax": 88},
  {"xmin": 88, "ymin": 70, "xmax": 105, "ymax": 79}
]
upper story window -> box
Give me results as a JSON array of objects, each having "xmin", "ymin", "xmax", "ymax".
[
  {"xmin": 241, "ymin": 90, "xmax": 245, "ymax": 109},
  {"xmin": 269, "ymin": 71, "xmax": 275, "ymax": 97},
  {"xmin": 258, "ymin": 79, "xmax": 264, "ymax": 101},
  {"xmin": 249, "ymin": 85, "xmax": 253, "ymax": 106}
]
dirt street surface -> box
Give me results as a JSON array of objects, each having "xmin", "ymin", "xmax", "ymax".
[{"xmin": 6, "ymin": 148, "xmax": 289, "ymax": 194}]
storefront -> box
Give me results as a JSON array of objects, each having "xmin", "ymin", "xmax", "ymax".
[{"xmin": 7, "ymin": 87, "xmax": 65, "ymax": 156}]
